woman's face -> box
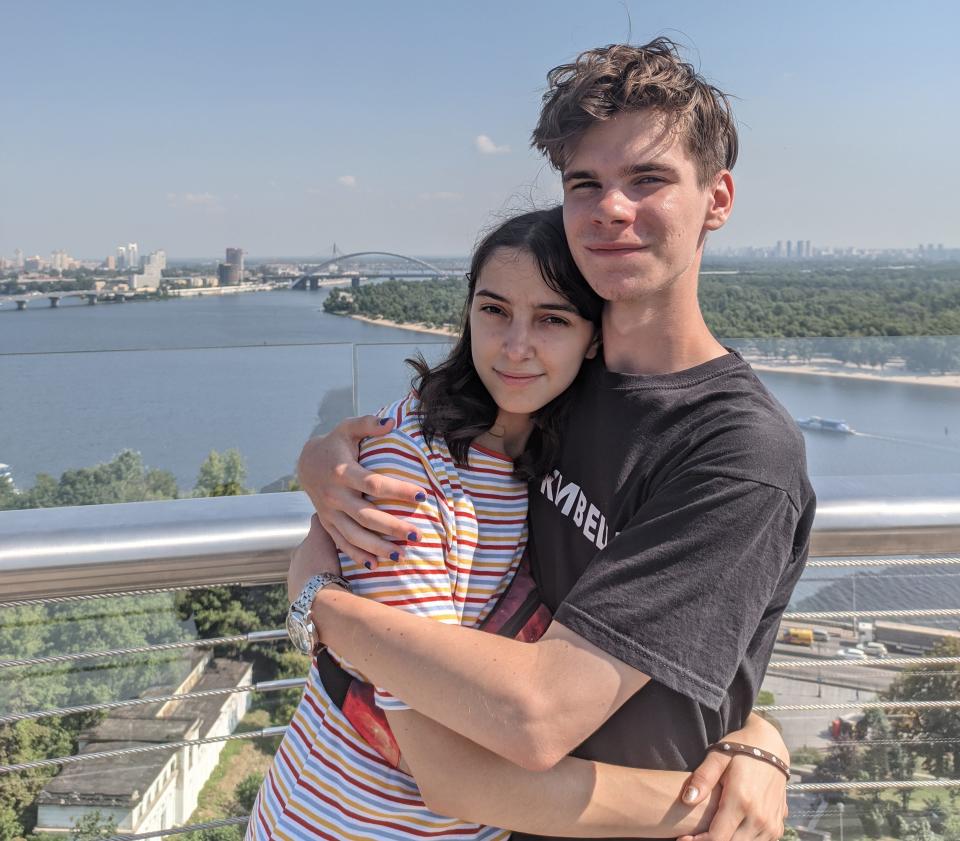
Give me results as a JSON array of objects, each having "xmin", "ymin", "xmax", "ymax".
[{"xmin": 469, "ymin": 247, "xmax": 598, "ymax": 438}]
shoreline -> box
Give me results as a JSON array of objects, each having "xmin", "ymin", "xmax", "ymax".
[
  {"xmin": 746, "ymin": 359, "xmax": 960, "ymax": 390},
  {"xmin": 344, "ymin": 313, "xmax": 458, "ymax": 338}
]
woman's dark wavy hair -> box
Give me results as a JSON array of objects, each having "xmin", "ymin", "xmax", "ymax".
[{"xmin": 408, "ymin": 206, "xmax": 602, "ymax": 481}]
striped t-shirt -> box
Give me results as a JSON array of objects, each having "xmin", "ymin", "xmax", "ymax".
[{"xmin": 248, "ymin": 393, "xmax": 527, "ymax": 841}]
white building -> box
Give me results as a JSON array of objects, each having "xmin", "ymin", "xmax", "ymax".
[
  {"xmin": 128, "ymin": 242, "xmax": 140, "ymax": 269},
  {"xmin": 35, "ymin": 653, "xmax": 253, "ymax": 836}
]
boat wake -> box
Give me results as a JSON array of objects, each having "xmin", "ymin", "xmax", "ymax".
[{"xmin": 854, "ymin": 431, "xmax": 960, "ymax": 455}]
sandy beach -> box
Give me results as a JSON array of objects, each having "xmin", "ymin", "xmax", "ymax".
[
  {"xmin": 746, "ymin": 358, "xmax": 960, "ymax": 390},
  {"xmin": 346, "ymin": 313, "xmax": 458, "ymax": 338}
]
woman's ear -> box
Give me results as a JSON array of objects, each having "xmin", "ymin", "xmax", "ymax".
[{"xmin": 585, "ymin": 330, "xmax": 601, "ymax": 360}]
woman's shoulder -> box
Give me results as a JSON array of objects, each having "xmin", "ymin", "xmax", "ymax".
[
  {"xmin": 359, "ymin": 392, "xmax": 436, "ymax": 463},
  {"xmin": 376, "ymin": 392, "xmax": 426, "ymax": 438}
]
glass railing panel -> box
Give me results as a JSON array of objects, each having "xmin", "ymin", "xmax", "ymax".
[
  {"xmin": 353, "ymin": 340, "xmax": 453, "ymax": 415},
  {"xmin": 0, "ymin": 342, "xmax": 355, "ymax": 508}
]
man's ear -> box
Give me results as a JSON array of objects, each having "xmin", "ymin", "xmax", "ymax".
[{"xmin": 703, "ymin": 170, "xmax": 734, "ymax": 232}]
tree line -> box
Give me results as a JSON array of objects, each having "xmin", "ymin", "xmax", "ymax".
[{"xmin": 324, "ymin": 265, "xmax": 960, "ymax": 372}]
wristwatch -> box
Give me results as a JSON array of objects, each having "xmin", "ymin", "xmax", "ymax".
[{"xmin": 286, "ymin": 573, "xmax": 353, "ymax": 654}]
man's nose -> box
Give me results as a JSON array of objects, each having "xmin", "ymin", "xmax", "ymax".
[{"xmin": 592, "ymin": 188, "xmax": 635, "ymax": 227}]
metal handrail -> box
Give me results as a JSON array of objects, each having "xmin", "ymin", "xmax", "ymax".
[{"xmin": 1, "ymin": 476, "xmax": 959, "ymax": 602}]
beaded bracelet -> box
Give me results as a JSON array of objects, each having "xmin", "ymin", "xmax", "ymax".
[{"xmin": 707, "ymin": 741, "xmax": 791, "ymax": 779}]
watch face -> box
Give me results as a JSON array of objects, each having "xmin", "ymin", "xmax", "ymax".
[{"xmin": 286, "ymin": 610, "xmax": 311, "ymax": 653}]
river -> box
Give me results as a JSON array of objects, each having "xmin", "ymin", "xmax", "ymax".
[{"xmin": 2, "ymin": 289, "xmax": 960, "ymax": 491}]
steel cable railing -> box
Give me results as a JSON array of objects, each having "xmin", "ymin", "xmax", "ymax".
[
  {"xmin": 2, "ymin": 483, "xmax": 960, "ymax": 835},
  {"xmin": 0, "ymin": 676, "xmax": 306, "ymax": 725}
]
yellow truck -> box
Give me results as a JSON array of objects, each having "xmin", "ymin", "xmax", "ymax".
[{"xmin": 781, "ymin": 627, "xmax": 814, "ymax": 646}]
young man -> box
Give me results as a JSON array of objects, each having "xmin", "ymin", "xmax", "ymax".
[{"xmin": 291, "ymin": 38, "xmax": 814, "ymax": 840}]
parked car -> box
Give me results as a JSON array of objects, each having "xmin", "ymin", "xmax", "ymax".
[{"xmin": 838, "ymin": 647, "xmax": 869, "ymax": 660}]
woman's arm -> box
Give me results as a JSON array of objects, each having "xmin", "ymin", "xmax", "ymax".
[{"xmin": 388, "ymin": 707, "xmax": 718, "ymax": 838}]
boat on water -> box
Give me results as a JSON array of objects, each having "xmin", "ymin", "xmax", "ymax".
[{"xmin": 796, "ymin": 416, "xmax": 855, "ymax": 435}]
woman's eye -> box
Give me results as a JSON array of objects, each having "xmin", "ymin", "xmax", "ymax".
[
  {"xmin": 480, "ymin": 304, "xmax": 506, "ymax": 316},
  {"xmin": 542, "ymin": 315, "xmax": 570, "ymax": 326}
]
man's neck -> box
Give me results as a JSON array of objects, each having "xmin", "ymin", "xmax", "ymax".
[{"xmin": 601, "ymin": 290, "xmax": 727, "ymax": 376}]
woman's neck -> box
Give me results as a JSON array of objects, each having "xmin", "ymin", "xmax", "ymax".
[{"xmin": 475, "ymin": 415, "xmax": 533, "ymax": 459}]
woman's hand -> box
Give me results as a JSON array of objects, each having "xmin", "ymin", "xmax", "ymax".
[
  {"xmin": 678, "ymin": 714, "xmax": 788, "ymax": 841},
  {"xmin": 298, "ymin": 416, "xmax": 426, "ymax": 568}
]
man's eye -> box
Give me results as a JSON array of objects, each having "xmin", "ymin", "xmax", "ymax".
[{"xmin": 569, "ymin": 181, "xmax": 598, "ymax": 191}]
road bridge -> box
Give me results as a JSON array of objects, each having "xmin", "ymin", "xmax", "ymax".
[{"xmin": 291, "ymin": 251, "xmax": 449, "ymax": 290}]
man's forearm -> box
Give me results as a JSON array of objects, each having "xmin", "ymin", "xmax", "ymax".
[{"xmin": 394, "ymin": 707, "xmax": 714, "ymax": 838}]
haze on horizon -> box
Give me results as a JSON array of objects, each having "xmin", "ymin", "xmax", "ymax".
[{"xmin": 2, "ymin": 0, "xmax": 957, "ymax": 259}]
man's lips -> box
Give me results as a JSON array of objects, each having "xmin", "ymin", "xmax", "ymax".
[
  {"xmin": 585, "ymin": 243, "xmax": 648, "ymax": 253},
  {"xmin": 494, "ymin": 370, "xmax": 543, "ymax": 385}
]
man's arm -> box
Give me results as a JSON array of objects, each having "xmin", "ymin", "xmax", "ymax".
[{"xmin": 388, "ymin": 707, "xmax": 718, "ymax": 838}]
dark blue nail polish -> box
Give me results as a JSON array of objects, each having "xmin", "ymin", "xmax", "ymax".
[
  {"xmin": 415, "ymin": 492, "xmax": 427, "ymax": 502},
  {"xmin": 389, "ymin": 551, "xmax": 400, "ymax": 561},
  {"xmin": 407, "ymin": 532, "xmax": 418, "ymax": 542},
  {"xmin": 378, "ymin": 417, "xmax": 390, "ymax": 425},
  {"xmin": 363, "ymin": 561, "xmax": 373, "ymax": 570}
]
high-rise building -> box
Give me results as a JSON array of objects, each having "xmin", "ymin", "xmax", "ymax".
[
  {"xmin": 225, "ymin": 247, "xmax": 243, "ymax": 279},
  {"xmin": 117, "ymin": 246, "xmax": 128, "ymax": 270},
  {"xmin": 127, "ymin": 242, "xmax": 140, "ymax": 270},
  {"xmin": 218, "ymin": 247, "xmax": 244, "ymax": 286},
  {"xmin": 105, "ymin": 255, "xmax": 116, "ymax": 270},
  {"xmin": 14, "ymin": 248, "xmax": 24, "ymax": 269},
  {"xmin": 145, "ymin": 250, "xmax": 166, "ymax": 271},
  {"xmin": 785, "ymin": 240, "xmax": 793, "ymax": 259}
]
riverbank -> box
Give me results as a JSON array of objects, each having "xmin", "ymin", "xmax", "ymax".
[
  {"xmin": 345, "ymin": 313, "xmax": 458, "ymax": 338},
  {"xmin": 746, "ymin": 358, "xmax": 960, "ymax": 389}
]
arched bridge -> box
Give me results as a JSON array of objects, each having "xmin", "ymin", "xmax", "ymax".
[
  {"xmin": 310, "ymin": 252, "xmax": 444, "ymax": 275},
  {"xmin": 291, "ymin": 252, "xmax": 446, "ymax": 290}
]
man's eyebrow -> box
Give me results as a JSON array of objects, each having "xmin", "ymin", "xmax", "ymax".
[
  {"xmin": 476, "ymin": 289, "xmax": 579, "ymax": 313},
  {"xmin": 562, "ymin": 162, "xmax": 679, "ymax": 182},
  {"xmin": 562, "ymin": 169, "xmax": 595, "ymax": 183}
]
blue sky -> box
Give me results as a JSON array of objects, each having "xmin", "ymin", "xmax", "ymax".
[{"xmin": 2, "ymin": 0, "xmax": 957, "ymax": 258}]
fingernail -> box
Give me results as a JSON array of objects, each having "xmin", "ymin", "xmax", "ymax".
[
  {"xmin": 389, "ymin": 551, "xmax": 399, "ymax": 561},
  {"xmin": 378, "ymin": 417, "xmax": 390, "ymax": 425},
  {"xmin": 682, "ymin": 786, "xmax": 699, "ymax": 804},
  {"xmin": 407, "ymin": 532, "xmax": 418, "ymax": 542},
  {"xmin": 363, "ymin": 561, "xmax": 373, "ymax": 570},
  {"xmin": 415, "ymin": 492, "xmax": 427, "ymax": 502}
]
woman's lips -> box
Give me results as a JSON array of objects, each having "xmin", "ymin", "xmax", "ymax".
[{"xmin": 494, "ymin": 370, "xmax": 543, "ymax": 386}]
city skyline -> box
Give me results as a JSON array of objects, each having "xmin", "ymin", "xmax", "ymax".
[{"xmin": 2, "ymin": 1, "xmax": 958, "ymax": 257}]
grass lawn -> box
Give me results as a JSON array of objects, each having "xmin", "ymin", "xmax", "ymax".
[{"xmin": 188, "ymin": 708, "xmax": 282, "ymax": 822}]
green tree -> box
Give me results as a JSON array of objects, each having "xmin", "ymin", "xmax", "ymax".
[
  {"xmin": 71, "ymin": 810, "xmax": 117, "ymax": 841},
  {"xmin": 1, "ymin": 451, "xmax": 178, "ymax": 511},
  {"xmin": 194, "ymin": 450, "xmax": 250, "ymax": 498},
  {"xmin": 0, "ymin": 804, "xmax": 23, "ymax": 841},
  {"xmin": 885, "ymin": 640, "xmax": 960, "ymax": 779},
  {"xmin": 233, "ymin": 772, "xmax": 264, "ymax": 814}
]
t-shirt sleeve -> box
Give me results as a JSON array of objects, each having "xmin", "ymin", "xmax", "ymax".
[
  {"xmin": 342, "ymin": 422, "xmax": 458, "ymax": 713},
  {"xmin": 553, "ymin": 471, "xmax": 802, "ymax": 709}
]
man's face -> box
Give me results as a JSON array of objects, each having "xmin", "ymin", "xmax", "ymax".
[{"xmin": 561, "ymin": 109, "xmax": 728, "ymax": 304}]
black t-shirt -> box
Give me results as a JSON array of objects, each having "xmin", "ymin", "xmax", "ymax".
[{"xmin": 515, "ymin": 352, "xmax": 815, "ymax": 841}]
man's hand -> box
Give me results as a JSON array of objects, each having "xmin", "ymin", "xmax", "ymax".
[
  {"xmin": 297, "ymin": 415, "xmax": 426, "ymax": 568},
  {"xmin": 678, "ymin": 715, "xmax": 788, "ymax": 841}
]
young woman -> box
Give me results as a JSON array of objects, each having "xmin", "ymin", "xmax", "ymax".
[{"xmin": 248, "ymin": 208, "xmax": 725, "ymax": 840}]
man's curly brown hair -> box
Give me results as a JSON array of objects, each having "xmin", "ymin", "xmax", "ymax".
[{"xmin": 531, "ymin": 37, "xmax": 738, "ymax": 186}]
